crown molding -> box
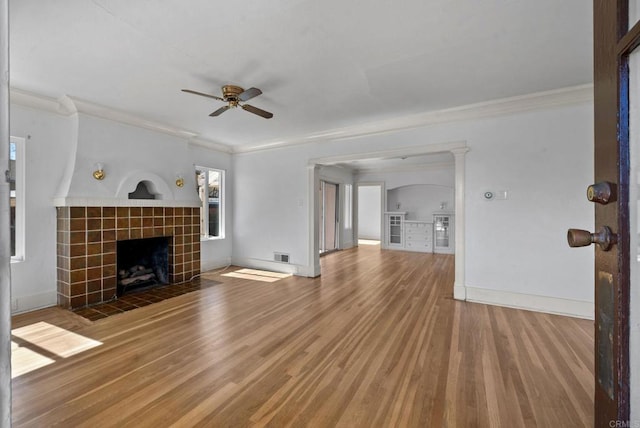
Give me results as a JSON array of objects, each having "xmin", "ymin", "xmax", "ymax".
[
  {"xmin": 187, "ymin": 137, "xmax": 233, "ymax": 154},
  {"xmin": 308, "ymin": 140, "xmax": 467, "ymax": 166},
  {"xmin": 69, "ymin": 96, "xmax": 199, "ymax": 139},
  {"xmin": 10, "ymin": 88, "xmax": 233, "ymax": 153},
  {"xmin": 236, "ymin": 84, "xmax": 594, "ymax": 154},
  {"xmin": 10, "ymin": 88, "xmax": 71, "ymax": 115}
]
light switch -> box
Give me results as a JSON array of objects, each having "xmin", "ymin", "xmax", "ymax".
[{"xmin": 495, "ymin": 190, "xmax": 508, "ymax": 200}]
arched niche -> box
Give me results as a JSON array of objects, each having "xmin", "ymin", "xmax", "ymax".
[{"xmin": 115, "ymin": 171, "xmax": 173, "ymax": 200}]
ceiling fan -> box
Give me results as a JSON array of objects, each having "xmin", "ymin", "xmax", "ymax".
[{"xmin": 181, "ymin": 85, "xmax": 273, "ymax": 119}]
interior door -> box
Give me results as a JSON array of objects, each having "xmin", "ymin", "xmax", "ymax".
[{"xmin": 568, "ymin": 1, "xmax": 638, "ymax": 423}]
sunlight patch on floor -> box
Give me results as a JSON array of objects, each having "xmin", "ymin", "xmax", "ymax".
[
  {"xmin": 222, "ymin": 268, "xmax": 292, "ymax": 283},
  {"xmin": 11, "ymin": 341, "xmax": 55, "ymax": 378},
  {"xmin": 358, "ymin": 239, "xmax": 381, "ymax": 246},
  {"xmin": 11, "ymin": 322, "xmax": 103, "ymax": 378}
]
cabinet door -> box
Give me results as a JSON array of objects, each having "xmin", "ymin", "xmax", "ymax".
[
  {"xmin": 389, "ymin": 215, "xmax": 403, "ymax": 245},
  {"xmin": 433, "ymin": 215, "xmax": 454, "ymax": 253},
  {"xmin": 434, "ymin": 215, "xmax": 450, "ymax": 248}
]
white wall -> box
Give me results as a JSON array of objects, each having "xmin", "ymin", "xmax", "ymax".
[
  {"xmin": 10, "ymin": 104, "xmax": 75, "ymax": 312},
  {"xmin": 233, "ymin": 147, "xmax": 311, "ymax": 272},
  {"xmin": 62, "ymin": 113, "xmax": 199, "ymax": 203},
  {"xmin": 9, "ymin": 103, "xmax": 233, "ymax": 313},
  {"xmin": 357, "ymin": 185, "xmax": 381, "ymax": 239},
  {"xmin": 387, "ymin": 184, "xmax": 453, "ymax": 221},
  {"xmin": 233, "ymin": 101, "xmax": 594, "ymax": 316},
  {"xmin": 357, "ymin": 165, "xmax": 454, "ymax": 189},
  {"xmin": 464, "ymin": 106, "xmax": 593, "ymax": 304}
]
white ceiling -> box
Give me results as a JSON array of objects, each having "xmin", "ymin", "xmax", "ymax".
[{"xmin": 9, "ymin": 0, "xmax": 592, "ymax": 150}]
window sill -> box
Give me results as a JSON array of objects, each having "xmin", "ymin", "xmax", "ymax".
[
  {"xmin": 10, "ymin": 257, "xmax": 24, "ymax": 264},
  {"xmin": 201, "ymin": 236, "xmax": 225, "ymax": 242}
]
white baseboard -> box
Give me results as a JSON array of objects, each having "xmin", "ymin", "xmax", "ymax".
[
  {"xmin": 200, "ymin": 257, "xmax": 232, "ymax": 273},
  {"xmin": 358, "ymin": 235, "xmax": 381, "ymax": 240},
  {"xmin": 298, "ymin": 263, "xmax": 321, "ymax": 278},
  {"xmin": 465, "ymin": 286, "xmax": 594, "ymax": 320},
  {"xmin": 12, "ymin": 291, "xmax": 57, "ymax": 315},
  {"xmin": 232, "ymin": 257, "xmax": 305, "ymax": 276},
  {"xmin": 453, "ymin": 283, "xmax": 466, "ymax": 300}
]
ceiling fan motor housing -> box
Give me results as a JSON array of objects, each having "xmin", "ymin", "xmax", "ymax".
[{"xmin": 222, "ymin": 85, "xmax": 244, "ymax": 106}]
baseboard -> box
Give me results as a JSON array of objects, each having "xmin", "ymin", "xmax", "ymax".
[
  {"xmin": 11, "ymin": 291, "xmax": 57, "ymax": 315},
  {"xmin": 297, "ymin": 263, "xmax": 321, "ymax": 278},
  {"xmin": 358, "ymin": 235, "xmax": 380, "ymax": 240},
  {"xmin": 232, "ymin": 257, "xmax": 304, "ymax": 276},
  {"xmin": 453, "ymin": 283, "xmax": 466, "ymax": 300},
  {"xmin": 465, "ymin": 286, "xmax": 594, "ymax": 320},
  {"xmin": 200, "ymin": 257, "xmax": 232, "ymax": 273}
]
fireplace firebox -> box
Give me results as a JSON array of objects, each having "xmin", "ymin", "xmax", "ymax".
[{"xmin": 117, "ymin": 237, "xmax": 169, "ymax": 295}]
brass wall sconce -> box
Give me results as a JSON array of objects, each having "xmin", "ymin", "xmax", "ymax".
[
  {"xmin": 175, "ymin": 174, "xmax": 185, "ymax": 187},
  {"xmin": 93, "ymin": 163, "xmax": 105, "ymax": 180}
]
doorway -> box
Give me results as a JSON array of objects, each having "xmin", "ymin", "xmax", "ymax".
[
  {"xmin": 356, "ymin": 184, "xmax": 383, "ymax": 244},
  {"xmin": 319, "ymin": 181, "xmax": 339, "ymax": 254}
]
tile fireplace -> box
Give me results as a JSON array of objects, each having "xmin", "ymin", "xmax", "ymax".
[{"xmin": 56, "ymin": 206, "xmax": 200, "ymax": 309}]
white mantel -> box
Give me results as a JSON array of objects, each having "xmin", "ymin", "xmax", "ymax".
[{"xmin": 53, "ymin": 197, "xmax": 200, "ymax": 208}]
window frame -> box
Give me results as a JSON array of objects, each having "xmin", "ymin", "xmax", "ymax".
[
  {"xmin": 195, "ymin": 166, "xmax": 225, "ymax": 241},
  {"xmin": 344, "ymin": 184, "xmax": 352, "ymax": 229},
  {"xmin": 10, "ymin": 136, "xmax": 25, "ymax": 261}
]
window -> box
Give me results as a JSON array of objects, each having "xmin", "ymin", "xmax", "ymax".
[
  {"xmin": 196, "ymin": 167, "xmax": 225, "ymax": 239},
  {"xmin": 10, "ymin": 136, "xmax": 25, "ymax": 260}
]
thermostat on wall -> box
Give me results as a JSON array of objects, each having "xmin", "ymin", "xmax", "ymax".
[
  {"xmin": 482, "ymin": 190, "xmax": 508, "ymax": 201},
  {"xmin": 483, "ymin": 191, "xmax": 495, "ymax": 201}
]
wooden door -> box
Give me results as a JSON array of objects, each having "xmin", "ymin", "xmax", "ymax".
[{"xmin": 586, "ymin": 1, "xmax": 640, "ymax": 423}]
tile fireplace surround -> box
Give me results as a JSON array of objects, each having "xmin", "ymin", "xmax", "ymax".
[{"xmin": 56, "ymin": 206, "xmax": 201, "ymax": 309}]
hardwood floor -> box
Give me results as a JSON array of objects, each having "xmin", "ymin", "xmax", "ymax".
[{"xmin": 11, "ymin": 245, "xmax": 594, "ymax": 427}]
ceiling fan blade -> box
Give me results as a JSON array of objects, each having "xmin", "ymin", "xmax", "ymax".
[
  {"xmin": 238, "ymin": 87, "xmax": 262, "ymax": 102},
  {"xmin": 181, "ymin": 89, "xmax": 224, "ymax": 102},
  {"xmin": 242, "ymin": 104, "xmax": 273, "ymax": 119},
  {"xmin": 209, "ymin": 105, "xmax": 230, "ymax": 117}
]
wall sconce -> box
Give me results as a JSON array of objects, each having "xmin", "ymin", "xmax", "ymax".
[
  {"xmin": 175, "ymin": 174, "xmax": 185, "ymax": 188},
  {"xmin": 92, "ymin": 163, "xmax": 105, "ymax": 180}
]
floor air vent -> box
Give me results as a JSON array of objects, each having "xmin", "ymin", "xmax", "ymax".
[{"xmin": 274, "ymin": 252, "xmax": 290, "ymax": 263}]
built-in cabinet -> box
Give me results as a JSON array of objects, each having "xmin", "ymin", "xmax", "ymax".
[
  {"xmin": 384, "ymin": 212, "xmax": 434, "ymax": 253},
  {"xmin": 404, "ymin": 221, "xmax": 433, "ymax": 253},
  {"xmin": 433, "ymin": 213, "xmax": 454, "ymax": 254}
]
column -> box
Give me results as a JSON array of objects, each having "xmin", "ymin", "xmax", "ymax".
[{"xmin": 451, "ymin": 147, "xmax": 469, "ymax": 301}]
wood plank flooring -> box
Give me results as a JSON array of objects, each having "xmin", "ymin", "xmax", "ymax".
[{"xmin": 11, "ymin": 245, "xmax": 594, "ymax": 427}]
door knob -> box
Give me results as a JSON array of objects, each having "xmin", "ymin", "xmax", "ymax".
[
  {"xmin": 586, "ymin": 182, "xmax": 615, "ymax": 204},
  {"xmin": 567, "ymin": 226, "xmax": 617, "ymax": 251}
]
